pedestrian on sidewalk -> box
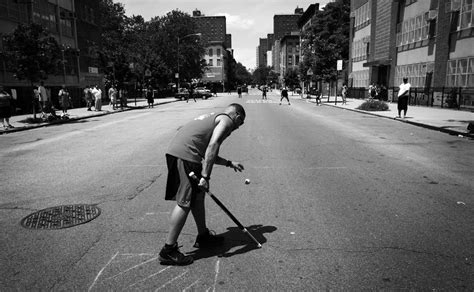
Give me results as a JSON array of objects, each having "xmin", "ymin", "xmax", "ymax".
[
  {"xmin": 280, "ymin": 86, "xmax": 290, "ymax": 105},
  {"xmin": 397, "ymin": 77, "xmax": 411, "ymax": 118},
  {"xmin": 186, "ymin": 85, "xmax": 196, "ymax": 103},
  {"xmin": 315, "ymin": 89, "xmax": 322, "ymax": 106},
  {"xmin": 341, "ymin": 84, "xmax": 348, "ymax": 105},
  {"xmin": 33, "ymin": 85, "xmax": 41, "ymax": 113},
  {"xmin": 0, "ymin": 85, "xmax": 14, "ymax": 129},
  {"xmin": 92, "ymin": 85, "xmax": 102, "ymax": 111},
  {"xmin": 146, "ymin": 85, "xmax": 154, "ymax": 108},
  {"xmin": 159, "ymin": 103, "xmax": 246, "ymax": 266},
  {"xmin": 38, "ymin": 81, "xmax": 49, "ymax": 115},
  {"xmin": 58, "ymin": 85, "xmax": 71, "ymax": 117},
  {"xmin": 237, "ymin": 86, "xmax": 242, "ymax": 98},
  {"xmin": 108, "ymin": 85, "xmax": 117, "ymax": 110},
  {"xmin": 84, "ymin": 86, "xmax": 94, "ymax": 111}
]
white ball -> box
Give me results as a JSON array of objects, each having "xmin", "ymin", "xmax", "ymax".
[{"xmin": 245, "ymin": 179, "xmax": 250, "ymax": 184}]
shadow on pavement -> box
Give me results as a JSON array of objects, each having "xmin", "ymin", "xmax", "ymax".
[{"xmin": 187, "ymin": 224, "xmax": 277, "ymax": 261}]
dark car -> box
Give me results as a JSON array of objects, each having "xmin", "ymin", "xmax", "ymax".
[{"xmin": 175, "ymin": 88, "xmax": 189, "ymax": 100}]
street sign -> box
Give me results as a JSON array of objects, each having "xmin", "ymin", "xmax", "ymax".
[
  {"xmin": 145, "ymin": 69, "xmax": 152, "ymax": 77},
  {"xmin": 337, "ymin": 60, "xmax": 343, "ymax": 71},
  {"xmin": 307, "ymin": 69, "xmax": 313, "ymax": 76}
]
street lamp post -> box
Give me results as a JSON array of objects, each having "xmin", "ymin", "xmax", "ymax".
[{"xmin": 177, "ymin": 33, "xmax": 202, "ymax": 93}]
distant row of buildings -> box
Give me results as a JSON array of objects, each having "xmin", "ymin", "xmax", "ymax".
[
  {"xmin": 256, "ymin": 6, "xmax": 305, "ymax": 85},
  {"xmin": 256, "ymin": 0, "xmax": 473, "ymax": 108}
]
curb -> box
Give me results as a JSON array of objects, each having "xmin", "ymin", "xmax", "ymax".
[
  {"xmin": 0, "ymin": 99, "xmax": 180, "ymax": 135},
  {"xmin": 321, "ymin": 102, "xmax": 474, "ymax": 139}
]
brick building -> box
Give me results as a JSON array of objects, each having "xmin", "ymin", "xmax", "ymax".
[
  {"xmin": 349, "ymin": 0, "xmax": 474, "ymax": 108},
  {"xmin": 0, "ymin": 0, "xmax": 103, "ymax": 113},
  {"xmin": 192, "ymin": 10, "xmax": 233, "ymax": 89},
  {"xmin": 272, "ymin": 12, "xmax": 302, "ymax": 73}
]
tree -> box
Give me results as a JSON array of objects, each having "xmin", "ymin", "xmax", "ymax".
[
  {"xmin": 252, "ymin": 65, "xmax": 272, "ymax": 85},
  {"xmin": 233, "ymin": 62, "xmax": 252, "ymax": 86},
  {"xmin": 3, "ymin": 23, "xmax": 62, "ymax": 118},
  {"xmin": 300, "ymin": 0, "xmax": 350, "ymax": 82},
  {"xmin": 96, "ymin": 0, "xmax": 132, "ymax": 89},
  {"xmin": 147, "ymin": 10, "xmax": 206, "ymax": 87},
  {"xmin": 284, "ymin": 68, "xmax": 299, "ymax": 88}
]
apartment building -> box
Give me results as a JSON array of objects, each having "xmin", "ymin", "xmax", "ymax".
[
  {"xmin": 0, "ymin": 0, "xmax": 102, "ymax": 112},
  {"xmin": 279, "ymin": 34, "xmax": 300, "ymax": 81},
  {"xmin": 192, "ymin": 10, "xmax": 233, "ymax": 88},
  {"xmin": 349, "ymin": 0, "xmax": 474, "ymax": 108},
  {"xmin": 272, "ymin": 11, "xmax": 303, "ymax": 73}
]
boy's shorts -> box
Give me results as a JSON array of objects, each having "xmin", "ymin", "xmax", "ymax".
[{"xmin": 165, "ymin": 154, "xmax": 204, "ymax": 208}]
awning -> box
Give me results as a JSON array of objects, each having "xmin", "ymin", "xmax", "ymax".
[{"xmin": 363, "ymin": 59, "xmax": 392, "ymax": 67}]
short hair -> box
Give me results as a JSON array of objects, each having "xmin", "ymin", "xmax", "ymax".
[
  {"xmin": 229, "ymin": 103, "xmax": 246, "ymax": 117},
  {"xmin": 403, "ymin": 77, "xmax": 408, "ymax": 83}
]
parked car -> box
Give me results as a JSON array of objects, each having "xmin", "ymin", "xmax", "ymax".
[
  {"xmin": 195, "ymin": 87, "xmax": 212, "ymax": 99},
  {"xmin": 175, "ymin": 88, "xmax": 189, "ymax": 100}
]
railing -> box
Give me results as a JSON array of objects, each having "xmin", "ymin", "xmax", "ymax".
[{"xmin": 348, "ymin": 87, "xmax": 474, "ymax": 111}]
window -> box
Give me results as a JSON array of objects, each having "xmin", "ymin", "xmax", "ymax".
[
  {"xmin": 208, "ymin": 59, "xmax": 213, "ymax": 66},
  {"xmin": 217, "ymin": 58, "xmax": 221, "ymax": 66},
  {"xmin": 446, "ymin": 57, "xmax": 474, "ymax": 87},
  {"xmin": 446, "ymin": 58, "xmax": 473, "ymax": 87},
  {"xmin": 396, "ymin": 62, "xmax": 434, "ymax": 87},
  {"xmin": 61, "ymin": 18, "xmax": 73, "ymax": 37},
  {"xmin": 217, "ymin": 48, "xmax": 221, "ymax": 56},
  {"xmin": 352, "ymin": 38, "xmax": 368, "ymax": 62},
  {"xmin": 396, "ymin": 12, "xmax": 430, "ymax": 47},
  {"xmin": 459, "ymin": 0, "xmax": 473, "ymax": 30},
  {"xmin": 351, "ymin": 70, "xmax": 369, "ymax": 88},
  {"xmin": 208, "ymin": 48, "xmax": 213, "ymax": 56},
  {"xmin": 354, "ymin": 2, "xmax": 371, "ymax": 30}
]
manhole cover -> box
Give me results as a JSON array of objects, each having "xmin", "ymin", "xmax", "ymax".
[{"xmin": 20, "ymin": 204, "xmax": 101, "ymax": 229}]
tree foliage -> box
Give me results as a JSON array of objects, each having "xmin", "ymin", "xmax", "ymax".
[
  {"xmin": 300, "ymin": 0, "xmax": 350, "ymax": 82},
  {"xmin": 233, "ymin": 62, "xmax": 252, "ymax": 86},
  {"xmin": 3, "ymin": 23, "xmax": 62, "ymax": 84},
  {"xmin": 252, "ymin": 65, "xmax": 272, "ymax": 85},
  {"xmin": 95, "ymin": 1, "xmax": 206, "ymax": 89},
  {"xmin": 284, "ymin": 68, "xmax": 299, "ymax": 88}
]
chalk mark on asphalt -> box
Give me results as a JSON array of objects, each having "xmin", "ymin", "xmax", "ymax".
[
  {"xmin": 155, "ymin": 270, "xmax": 188, "ymax": 291},
  {"xmin": 88, "ymin": 251, "xmax": 119, "ymax": 292},
  {"xmin": 211, "ymin": 258, "xmax": 221, "ymax": 292},
  {"xmin": 128, "ymin": 266, "xmax": 171, "ymax": 288}
]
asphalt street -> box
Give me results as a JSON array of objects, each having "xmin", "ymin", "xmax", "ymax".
[{"xmin": 1, "ymin": 88, "xmax": 473, "ymax": 290}]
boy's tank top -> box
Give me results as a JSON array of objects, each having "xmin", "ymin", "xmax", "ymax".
[{"xmin": 167, "ymin": 112, "xmax": 230, "ymax": 164}]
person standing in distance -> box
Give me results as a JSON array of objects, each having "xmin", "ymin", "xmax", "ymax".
[
  {"xmin": 159, "ymin": 103, "xmax": 246, "ymax": 266},
  {"xmin": 38, "ymin": 81, "xmax": 48, "ymax": 114},
  {"xmin": 58, "ymin": 85, "xmax": 71, "ymax": 116},
  {"xmin": 186, "ymin": 85, "xmax": 196, "ymax": 103},
  {"xmin": 279, "ymin": 86, "xmax": 290, "ymax": 105},
  {"xmin": 261, "ymin": 85, "xmax": 267, "ymax": 100},
  {"xmin": 0, "ymin": 85, "xmax": 14, "ymax": 129},
  {"xmin": 397, "ymin": 77, "xmax": 411, "ymax": 118}
]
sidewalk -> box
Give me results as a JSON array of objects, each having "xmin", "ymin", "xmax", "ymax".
[
  {"xmin": 300, "ymin": 94, "xmax": 474, "ymax": 138},
  {"xmin": 1, "ymin": 97, "xmax": 179, "ymax": 135}
]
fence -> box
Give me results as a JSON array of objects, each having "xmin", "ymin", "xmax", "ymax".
[{"xmin": 348, "ymin": 87, "xmax": 474, "ymax": 111}]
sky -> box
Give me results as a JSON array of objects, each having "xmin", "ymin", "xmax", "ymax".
[{"xmin": 117, "ymin": 0, "xmax": 332, "ymax": 71}]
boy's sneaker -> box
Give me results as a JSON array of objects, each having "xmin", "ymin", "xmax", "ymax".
[
  {"xmin": 158, "ymin": 243, "xmax": 193, "ymax": 266},
  {"xmin": 193, "ymin": 229, "xmax": 225, "ymax": 248}
]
